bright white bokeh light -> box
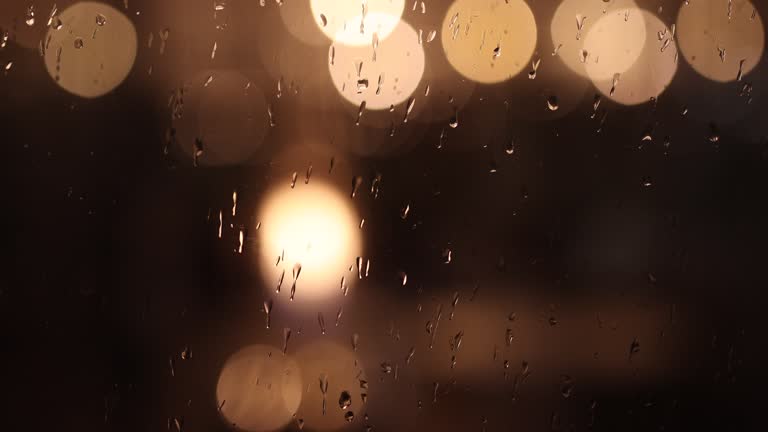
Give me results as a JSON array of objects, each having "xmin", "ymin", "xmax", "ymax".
[
  {"xmin": 441, "ymin": 0, "xmax": 537, "ymax": 84},
  {"xmin": 310, "ymin": 0, "xmax": 405, "ymax": 46},
  {"xmin": 329, "ymin": 18, "xmax": 425, "ymax": 110},
  {"xmin": 257, "ymin": 182, "xmax": 362, "ymax": 302},
  {"xmin": 586, "ymin": 10, "xmax": 678, "ymax": 106},
  {"xmin": 676, "ymin": 0, "xmax": 765, "ymax": 82}
]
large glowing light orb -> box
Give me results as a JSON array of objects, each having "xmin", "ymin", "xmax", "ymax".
[
  {"xmin": 676, "ymin": 0, "xmax": 765, "ymax": 82},
  {"xmin": 329, "ymin": 18, "xmax": 425, "ymax": 110},
  {"xmin": 309, "ymin": 0, "xmax": 405, "ymax": 46},
  {"xmin": 586, "ymin": 10, "xmax": 678, "ymax": 105},
  {"xmin": 582, "ymin": 7, "xmax": 647, "ymax": 81},
  {"xmin": 257, "ymin": 182, "xmax": 362, "ymax": 302},
  {"xmin": 441, "ymin": 0, "xmax": 537, "ymax": 84},
  {"xmin": 43, "ymin": 2, "xmax": 137, "ymax": 98},
  {"xmin": 216, "ymin": 345, "xmax": 303, "ymax": 431},
  {"xmin": 550, "ymin": 0, "xmax": 639, "ymax": 78}
]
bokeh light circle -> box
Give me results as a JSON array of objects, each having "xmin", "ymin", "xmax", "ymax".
[
  {"xmin": 257, "ymin": 181, "xmax": 362, "ymax": 302},
  {"xmin": 216, "ymin": 345, "xmax": 303, "ymax": 431},
  {"xmin": 309, "ymin": 0, "xmax": 405, "ymax": 46},
  {"xmin": 294, "ymin": 341, "xmax": 367, "ymax": 430},
  {"xmin": 586, "ymin": 10, "xmax": 678, "ymax": 105},
  {"xmin": 550, "ymin": 0, "xmax": 639, "ymax": 78},
  {"xmin": 441, "ymin": 0, "xmax": 537, "ymax": 84},
  {"xmin": 329, "ymin": 19, "xmax": 425, "ymax": 110},
  {"xmin": 43, "ymin": 2, "xmax": 137, "ymax": 98},
  {"xmin": 676, "ymin": 0, "xmax": 765, "ymax": 82},
  {"xmin": 582, "ymin": 7, "xmax": 647, "ymax": 81},
  {"xmin": 176, "ymin": 70, "xmax": 270, "ymax": 166}
]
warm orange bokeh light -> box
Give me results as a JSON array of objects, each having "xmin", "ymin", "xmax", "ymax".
[{"xmin": 441, "ymin": 0, "xmax": 537, "ymax": 84}]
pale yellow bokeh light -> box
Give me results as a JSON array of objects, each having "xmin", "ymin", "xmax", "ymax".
[
  {"xmin": 310, "ymin": 0, "xmax": 405, "ymax": 46},
  {"xmin": 441, "ymin": 0, "xmax": 537, "ymax": 84},
  {"xmin": 587, "ymin": 10, "xmax": 678, "ymax": 105},
  {"xmin": 329, "ymin": 18, "xmax": 425, "ymax": 110},
  {"xmin": 216, "ymin": 345, "xmax": 303, "ymax": 432},
  {"xmin": 294, "ymin": 341, "xmax": 367, "ymax": 430},
  {"xmin": 257, "ymin": 182, "xmax": 362, "ymax": 302},
  {"xmin": 582, "ymin": 8, "xmax": 647, "ymax": 81},
  {"xmin": 677, "ymin": 0, "xmax": 765, "ymax": 82},
  {"xmin": 43, "ymin": 2, "xmax": 137, "ymax": 98},
  {"xmin": 550, "ymin": 0, "xmax": 639, "ymax": 78}
]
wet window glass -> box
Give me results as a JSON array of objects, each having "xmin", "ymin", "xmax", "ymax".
[{"xmin": 3, "ymin": 1, "xmax": 765, "ymax": 431}]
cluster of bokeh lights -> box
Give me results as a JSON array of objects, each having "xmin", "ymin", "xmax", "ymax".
[{"xmin": 25, "ymin": 0, "xmax": 764, "ymax": 110}]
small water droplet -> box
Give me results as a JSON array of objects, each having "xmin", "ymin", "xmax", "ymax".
[
  {"xmin": 629, "ymin": 338, "xmax": 640, "ymax": 360},
  {"xmin": 546, "ymin": 95, "xmax": 559, "ymax": 111},
  {"xmin": 318, "ymin": 312, "xmax": 326, "ymax": 335},
  {"xmin": 351, "ymin": 176, "xmax": 363, "ymax": 198},
  {"xmin": 560, "ymin": 375, "xmax": 574, "ymax": 398},
  {"xmin": 575, "ymin": 15, "xmax": 587, "ymax": 40},
  {"xmin": 74, "ymin": 38, "xmax": 84, "ymax": 49},
  {"xmin": 339, "ymin": 391, "xmax": 352, "ymax": 410},
  {"xmin": 442, "ymin": 248, "xmax": 452, "ymax": 264},
  {"xmin": 25, "ymin": 6, "xmax": 36, "ymax": 26},
  {"xmin": 282, "ymin": 327, "xmax": 292, "ymax": 354}
]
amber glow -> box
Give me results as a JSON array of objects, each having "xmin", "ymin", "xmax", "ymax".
[{"xmin": 441, "ymin": 0, "xmax": 537, "ymax": 84}]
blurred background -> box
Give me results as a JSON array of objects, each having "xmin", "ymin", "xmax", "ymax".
[{"xmin": 2, "ymin": 0, "xmax": 767, "ymax": 431}]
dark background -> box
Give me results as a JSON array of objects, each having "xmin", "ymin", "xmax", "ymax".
[{"xmin": 2, "ymin": 0, "xmax": 768, "ymax": 431}]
